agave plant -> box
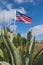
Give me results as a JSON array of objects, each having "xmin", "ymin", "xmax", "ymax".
[{"xmin": 1, "ymin": 23, "xmax": 43, "ymax": 65}]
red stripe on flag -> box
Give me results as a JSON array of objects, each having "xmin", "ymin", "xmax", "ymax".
[
  {"xmin": 22, "ymin": 15, "xmax": 32, "ymax": 21},
  {"xmin": 16, "ymin": 11, "xmax": 32, "ymax": 24},
  {"xmin": 16, "ymin": 16, "xmax": 31, "ymax": 24},
  {"xmin": 16, "ymin": 16, "xmax": 23, "ymax": 22},
  {"xmin": 16, "ymin": 15, "xmax": 32, "ymax": 24}
]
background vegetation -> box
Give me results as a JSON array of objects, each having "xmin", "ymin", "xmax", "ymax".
[{"xmin": 0, "ymin": 26, "xmax": 43, "ymax": 65}]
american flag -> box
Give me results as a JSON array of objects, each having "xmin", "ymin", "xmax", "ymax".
[{"xmin": 16, "ymin": 11, "xmax": 32, "ymax": 24}]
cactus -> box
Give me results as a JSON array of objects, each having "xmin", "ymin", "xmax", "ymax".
[
  {"xmin": 25, "ymin": 32, "xmax": 35, "ymax": 65},
  {"xmin": 0, "ymin": 49, "xmax": 3, "ymax": 61},
  {"xmin": 27, "ymin": 31, "xmax": 32, "ymax": 45},
  {"xmin": 1, "ymin": 23, "xmax": 43, "ymax": 65},
  {"xmin": 3, "ymin": 24, "xmax": 22, "ymax": 65},
  {"xmin": 1, "ymin": 31, "xmax": 15, "ymax": 65},
  {"xmin": 13, "ymin": 37, "xmax": 17, "ymax": 46}
]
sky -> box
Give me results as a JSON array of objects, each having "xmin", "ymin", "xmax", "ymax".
[{"xmin": 0, "ymin": 0, "xmax": 43, "ymax": 41}]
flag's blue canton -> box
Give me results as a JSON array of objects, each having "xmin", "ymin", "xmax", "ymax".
[{"xmin": 16, "ymin": 11, "xmax": 23, "ymax": 16}]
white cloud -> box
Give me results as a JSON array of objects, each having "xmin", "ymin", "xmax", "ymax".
[
  {"xmin": 25, "ymin": 0, "xmax": 34, "ymax": 3},
  {"xmin": 0, "ymin": 7, "xmax": 26, "ymax": 33},
  {"xmin": 17, "ymin": 7, "xmax": 26, "ymax": 14},
  {"xmin": 14, "ymin": 0, "xmax": 41, "ymax": 4},
  {"xmin": 29, "ymin": 24, "xmax": 43, "ymax": 36},
  {"xmin": 0, "ymin": 0, "xmax": 8, "ymax": 9},
  {"xmin": 0, "ymin": 7, "xmax": 26, "ymax": 22},
  {"xmin": 0, "ymin": 0, "xmax": 8, "ymax": 4},
  {"xmin": 0, "ymin": 9, "xmax": 16, "ymax": 32},
  {"xmin": 0, "ymin": 9, "xmax": 16, "ymax": 22},
  {"xmin": 21, "ymin": 24, "xmax": 43, "ymax": 39},
  {"xmin": 6, "ymin": 4, "xmax": 12, "ymax": 10},
  {"xmin": 9, "ymin": 24, "xmax": 17, "ymax": 32},
  {"xmin": 21, "ymin": 33, "xmax": 27, "ymax": 38},
  {"xmin": 0, "ymin": 0, "xmax": 41, "ymax": 11},
  {"xmin": 15, "ymin": 0, "xmax": 23, "ymax": 3}
]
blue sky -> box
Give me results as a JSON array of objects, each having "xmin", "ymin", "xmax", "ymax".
[{"xmin": 0, "ymin": 0, "xmax": 43, "ymax": 41}]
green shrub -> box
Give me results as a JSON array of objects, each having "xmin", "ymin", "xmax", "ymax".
[{"xmin": 0, "ymin": 24, "xmax": 43, "ymax": 65}]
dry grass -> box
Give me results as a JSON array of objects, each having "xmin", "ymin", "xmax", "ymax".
[{"xmin": 32, "ymin": 42, "xmax": 43, "ymax": 59}]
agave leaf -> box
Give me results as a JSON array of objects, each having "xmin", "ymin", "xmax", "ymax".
[
  {"xmin": 4, "ymin": 24, "xmax": 22, "ymax": 65},
  {"xmin": 32, "ymin": 49, "xmax": 43, "ymax": 65},
  {"xmin": 1, "ymin": 30, "xmax": 15, "ymax": 65},
  {"xmin": 29, "ymin": 37, "xmax": 35, "ymax": 65},
  {"xmin": 27, "ymin": 31, "xmax": 32, "ymax": 45},
  {"xmin": 17, "ymin": 33, "xmax": 21, "ymax": 46},
  {"xmin": 0, "ymin": 49, "xmax": 3, "ymax": 59},
  {"xmin": 26, "ymin": 37, "xmax": 35, "ymax": 65},
  {"xmin": 29, "ymin": 37, "xmax": 35, "ymax": 57}
]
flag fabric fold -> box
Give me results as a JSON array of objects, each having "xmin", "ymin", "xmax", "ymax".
[{"xmin": 16, "ymin": 11, "xmax": 32, "ymax": 24}]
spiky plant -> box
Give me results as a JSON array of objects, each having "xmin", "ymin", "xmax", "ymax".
[
  {"xmin": 13, "ymin": 37, "xmax": 17, "ymax": 46},
  {"xmin": 1, "ymin": 23, "xmax": 43, "ymax": 65}
]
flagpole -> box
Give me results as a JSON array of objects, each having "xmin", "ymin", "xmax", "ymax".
[
  {"xmin": 14, "ymin": 19, "xmax": 16, "ymax": 33},
  {"xmin": 3, "ymin": 11, "xmax": 5, "ymax": 27},
  {"xmin": 1, "ymin": 10, "xmax": 5, "ymax": 36},
  {"xmin": 3, "ymin": 10, "xmax": 5, "ymax": 27},
  {"xmin": 14, "ymin": 10, "xmax": 16, "ymax": 33}
]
